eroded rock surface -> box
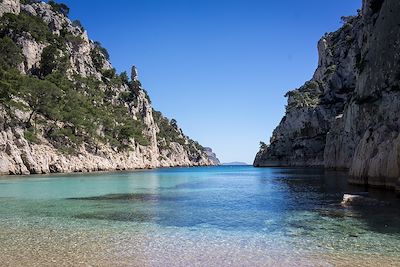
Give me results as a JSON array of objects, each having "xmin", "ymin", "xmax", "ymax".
[{"xmin": 255, "ymin": 0, "xmax": 400, "ymax": 192}]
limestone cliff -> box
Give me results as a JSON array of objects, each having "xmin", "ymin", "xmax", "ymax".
[
  {"xmin": 0, "ymin": 0, "xmax": 216, "ymax": 175},
  {"xmin": 254, "ymin": 0, "xmax": 400, "ymax": 192},
  {"xmin": 204, "ymin": 147, "xmax": 220, "ymax": 165}
]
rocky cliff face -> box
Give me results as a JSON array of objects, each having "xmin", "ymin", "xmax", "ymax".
[
  {"xmin": 0, "ymin": 0, "xmax": 216, "ymax": 175},
  {"xmin": 203, "ymin": 147, "xmax": 220, "ymax": 165},
  {"xmin": 255, "ymin": 0, "xmax": 400, "ymax": 192},
  {"xmin": 0, "ymin": 0, "xmax": 20, "ymax": 17}
]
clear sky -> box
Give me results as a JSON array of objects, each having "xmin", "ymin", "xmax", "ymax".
[{"xmin": 62, "ymin": 0, "xmax": 361, "ymax": 164}]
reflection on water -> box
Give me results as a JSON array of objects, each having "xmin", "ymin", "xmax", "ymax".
[{"xmin": 0, "ymin": 166, "xmax": 399, "ymax": 266}]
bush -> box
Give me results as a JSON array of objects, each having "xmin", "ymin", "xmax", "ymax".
[
  {"xmin": 340, "ymin": 16, "xmax": 354, "ymax": 25},
  {"xmin": 259, "ymin": 141, "xmax": 267, "ymax": 150},
  {"xmin": 40, "ymin": 45, "xmax": 58, "ymax": 76},
  {"xmin": 356, "ymin": 53, "xmax": 368, "ymax": 73},
  {"xmin": 153, "ymin": 110, "xmax": 185, "ymax": 146},
  {"xmin": 24, "ymin": 127, "xmax": 39, "ymax": 144},
  {"xmin": 22, "ymin": 77, "xmax": 63, "ymax": 123},
  {"xmin": 90, "ymin": 42, "xmax": 110, "ymax": 71},
  {"xmin": 72, "ymin": 20, "xmax": 84, "ymax": 30},
  {"xmin": 0, "ymin": 36, "xmax": 23, "ymax": 69},
  {"xmin": 64, "ymin": 32, "xmax": 84, "ymax": 48},
  {"xmin": 119, "ymin": 91, "xmax": 135, "ymax": 103},
  {"xmin": 0, "ymin": 12, "xmax": 53, "ymax": 43},
  {"xmin": 94, "ymin": 41, "xmax": 110, "ymax": 60},
  {"xmin": 102, "ymin": 68, "xmax": 116, "ymax": 79},
  {"xmin": 48, "ymin": 0, "xmax": 70, "ymax": 17},
  {"xmin": 20, "ymin": 0, "xmax": 41, "ymax": 4},
  {"xmin": 120, "ymin": 71, "xmax": 129, "ymax": 85},
  {"xmin": 0, "ymin": 68, "xmax": 21, "ymax": 107}
]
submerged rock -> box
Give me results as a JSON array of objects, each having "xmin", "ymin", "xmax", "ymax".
[
  {"xmin": 341, "ymin": 193, "xmax": 368, "ymax": 206},
  {"xmin": 341, "ymin": 193, "xmax": 389, "ymax": 207}
]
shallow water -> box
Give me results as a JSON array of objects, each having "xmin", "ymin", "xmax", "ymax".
[{"xmin": 0, "ymin": 166, "xmax": 399, "ymax": 266}]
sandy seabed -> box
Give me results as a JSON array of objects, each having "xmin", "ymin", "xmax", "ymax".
[{"xmin": 0, "ymin": 221, "xmax": 398, "ymax": 267}]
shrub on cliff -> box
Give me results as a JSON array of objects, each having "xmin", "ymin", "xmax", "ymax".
[
  {"xmin": 23, "ymin": 78, "xmax": 62, "ymax": 124},
  {"xmin": 40, "ymin": 45, "xmax": 58, "ymax": 76},
  {"xmin": 154, "ymin": 111, "xmax": 183, "ymax": 144},
  {"xmin": 20, "ymin": 0, "xmax": 40, "ymax": 4},
  {"xmin": 91, "ymin": 42, "xmax": 110, "ymax": 72},
  {"xmin": 120, "ymin": 71, "xmax": 129, "ymax": 85},
  {"xmin": 259, "ymin": 142, "xmax": 267, "ymax": 150},
  {"xmin": 0, "ymin": 12, "xmax": 53, "ymax": 42},
  {"xmin": 0, "ymin": 36, "xmax": 23, "ymax": 69},
  {"xmin": 48, "ymin": 0, "xmax": 70, "ymax": 17},
  {"xmin": 72, "ymin": 20, "xmax": 84, "ymax": 31}
]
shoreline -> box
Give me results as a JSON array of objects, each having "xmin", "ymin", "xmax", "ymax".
[
  {"xmin": 2, "ymin": 164, "xmax": 399, "ymax": 196},
  {"xmin": 0, "ymin": 163, "xmax": 221, "ymax": 179}
]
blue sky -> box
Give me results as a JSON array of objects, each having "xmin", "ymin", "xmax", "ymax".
[{"xmin": 62, "ymin": 0, "xmax": 361, "ymax": 164}]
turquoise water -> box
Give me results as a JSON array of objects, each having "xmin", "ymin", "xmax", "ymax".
[{"xmin": 0, "ymin": 166, "xmax": 399, "ymax": 266}]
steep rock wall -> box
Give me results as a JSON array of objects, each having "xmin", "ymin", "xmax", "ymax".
[{"xmin": 255, "ymin": 0, "xmax": 400, "ymax": 192}]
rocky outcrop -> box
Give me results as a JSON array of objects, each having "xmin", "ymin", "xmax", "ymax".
[
  {"xmin": 17, "ymin": 34, "xmax": 46, "ymax": 73},
  {"xmin": 0, "ymin": 1, "xmax": 216, "ymax": 175},
  {"xmin": 204, "ymin": 147, "xmax": 220, "ymax": 165},
  {"xmin": 255, "ymin": 0, "xmax": 400, "ymax": 192},
  {"xmin": 0, "ymin": 126, "xmax": 211, "ymax": 175},
  {"xmin": 0, "ymin": 0, "xmax": 20, "ymax": 17}
]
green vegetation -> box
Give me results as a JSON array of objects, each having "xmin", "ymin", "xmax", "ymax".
[
  {"xmin": 0, "ymin": 36, "xmax": 23, "ymax": 69},
  {"xmin": 153, "ymin": 110, "xmax": 204, "ymax": 158},
  {"xmin": 340, "ymin": 16, "xmax": 355, "ymax": 32},
  {"xmin": 340, "ymin": 16, "xmax": 355, "ymax": 25},
  {"xmin": 345, "ymin": 35, "xmax": 354, "ymax": 44},
  {"xmin": 23, "ymin": 77, "xmax": 62, "ymax": 124},
  {"xmin": 20, "ymin": 0, "xmax": 40, "ymax": 4},
  {"xmin": 61, "ymin": 30, "xmax": 84, "ymax": 49},
  {"xmin": 90, "ymin": 41, "xmax": 110, "ymax": 72},
  {"xmin": 285, "ymin": 89, "xmax": 321, "ymax": 109},
  {"xmin": 48, "ymin": 0, "xmax": 70, "ymax": 17},
  {"xmin": 259, "ymin": 141, "xmax": 267, "ymax": 150},
  {"xmin": 324, "ymin": 65, "xmax": 337, "ymax": 75},
  {"xmin": 356, "ymin": 52, "xmax": 368, "ymax": 73},
  {"xmin": 0, "ymin": 11, "xmax": 53, "ymax": 42},
  {"xmin": 117, "ymin": 79, "xmax": 144, "ymax": 106},
  {"xmin": 90, "ymin": 50, "xmax": 103, "ymax": 71},
  {"xmin": 71, "ymin": 20, "xmax": 83, "ymax": 30},
  {"xmin": 187, "ymin": 140, "xmax": 204, "ymax": 157},
  {"xmin": 38, "ymin": 43, "xmax": 70, "ymax": 76},
  {"xmin": 0, "ymin": 3, "xmax": 197, "ymax": 158},
  {"xmin": 120, "ymin": 71, "xmax": 129, "ymax": 84},
  {"xmin": 0, "ymin": 65, "xmax": 149, "ymax": 151},
  {"xmin": 39, "ymin": 45, "xmax": 58, "ymax": 76},
  {"xmin": 0, "ymin": 8, "xmax": 148, "ymax": 151},
  {"xmin": 24, "ymin": 127, "xmax": 39, "ymax": 144},
  {"xmin": 153, "ymin": 110, "xmax": 186, "ymax": 146},
  {"xmin": 102, "ymin": 68, "xmax": 116, "ymax": 79}
]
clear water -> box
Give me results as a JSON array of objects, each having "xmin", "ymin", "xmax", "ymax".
[{"xmin": 0, "ymin": 166, "xmax": 399, "ymax": 266}]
